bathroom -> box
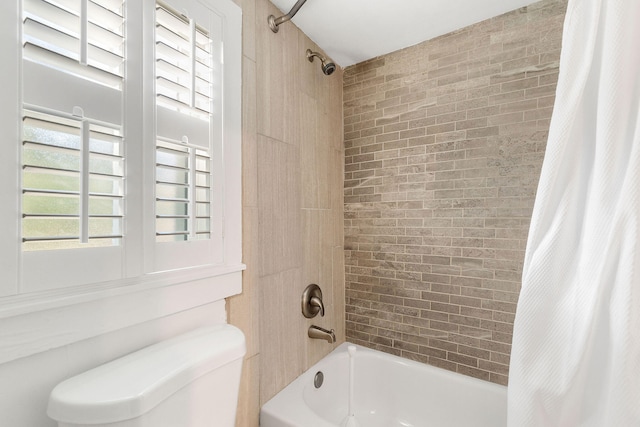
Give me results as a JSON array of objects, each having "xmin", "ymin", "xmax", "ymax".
[
  {"xmin": 2, "ymin": 0, "xmax": 637, "ymax": 425},
  {"xmin": 235, "ymin": 0, "xmax": 566, "ymax": 422}
]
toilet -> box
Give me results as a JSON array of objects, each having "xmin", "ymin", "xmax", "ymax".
[{"xmin": 47, "ymin": 324, "xmax": 246, "ymax": 427}]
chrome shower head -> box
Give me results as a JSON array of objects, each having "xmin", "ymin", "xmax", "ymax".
[
  {"xmin": 322, "ymin": 61, "xmax": 336, "ymax": 76},
  {"xmin": 306, "ymin": 49, "xmax": 336, "ymax": 76}
]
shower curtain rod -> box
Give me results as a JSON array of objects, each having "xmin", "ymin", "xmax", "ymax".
[{"xmin": 268, "ymin": 0, "xmax": 308, "ymax": 33}]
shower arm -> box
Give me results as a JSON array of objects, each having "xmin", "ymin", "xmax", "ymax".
[{"xmin": 268, "ymin": 0, "xmax": 308, "ymax": 33}]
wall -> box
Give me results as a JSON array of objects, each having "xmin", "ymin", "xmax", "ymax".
[
  {"xmin": 227, "ymin": 0, "xmax": 345, "ymax": 425},
  {"xmin": 343, "ymin": 0, "xmax": 567, "ymax": 385}
]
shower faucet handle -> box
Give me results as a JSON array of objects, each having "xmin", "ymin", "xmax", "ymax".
[
  {"xmin": 302, "ymin": 284, "xmax": 325, "ymax": 318},
  {"xmin": 309, "ymin": 295, "xmax": 325, "ymax": 317}
]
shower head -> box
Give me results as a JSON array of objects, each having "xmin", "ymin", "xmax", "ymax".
[
  {"xmin": 306, "ymin": 49, "xmax": 336, "ymax": 76},
  {"xmin": 322, "ymin": 61, "xmax": 336, "ymax": 76}
]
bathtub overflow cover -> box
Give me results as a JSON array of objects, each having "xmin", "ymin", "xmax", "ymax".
[{"xmin": 314, "ymin": 371, "xmax": 324, "ymax": 388}]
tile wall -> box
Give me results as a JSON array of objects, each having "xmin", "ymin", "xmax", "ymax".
[
  {"xmin": 343, "ymin": 0, "xmax": 567, "ymax": 385},
  {"xmin": 228, "ymin": 0, "xmax": 345, "ymax": 425}
]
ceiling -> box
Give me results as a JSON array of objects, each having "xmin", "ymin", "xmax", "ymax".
[{"xmin": 268, "ymin": 0, "xmax": 541, "ymax": 67}]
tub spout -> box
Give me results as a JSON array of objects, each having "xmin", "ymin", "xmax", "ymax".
[{"xmin": 308, "ymin": 325, "xmax": 336, "ymax": 343}]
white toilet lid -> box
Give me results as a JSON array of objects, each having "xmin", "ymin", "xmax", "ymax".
[{"xmin": 47, "ymin": 324, "xmax": 246, "ymax": 424}]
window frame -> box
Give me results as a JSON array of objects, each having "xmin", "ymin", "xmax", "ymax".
[{"xmin": 0, "ymin": 0, "xmax": 243, "ymax": 364}]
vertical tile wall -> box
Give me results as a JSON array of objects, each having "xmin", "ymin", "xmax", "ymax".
[
  {"xmin": 228, "ymin": 0, "xmax": 345, "ymax": 425},
  {"xmin": 343, "ymin": 0, "xmax": 567, "ymax": 385}
]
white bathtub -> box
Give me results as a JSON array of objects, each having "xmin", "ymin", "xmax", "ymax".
[{"xmin": 260, "ymin": 342, "xmax": 507, "ymax": 427}]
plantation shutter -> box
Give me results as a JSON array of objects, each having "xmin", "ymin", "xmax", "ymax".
[
  {"xmin": 20, "ymin": 0, "xmax": 125, "ymax": 290},
  {"xmin": 2, "ymin": 0, "xmax": 241, "ymax": 300},
  {"xmin": 153, "ymin": 0, "xmax": 223, "ymax": 271}
]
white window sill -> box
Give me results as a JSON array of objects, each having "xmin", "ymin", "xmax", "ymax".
[{"xmin": 0, "ymin": 264, "xmax": 245, "ymax": 364}]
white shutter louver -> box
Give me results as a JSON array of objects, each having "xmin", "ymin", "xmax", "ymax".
[
  {"xmin": 155, "ymin": 2, "xmax": 212, "ymax": 119},
  {"xmin": 155, "ymin": 140, "xmax": 211, "ymax": 242},
  {"xmin": 22, "ymin": 110, "xmax": 124, "ymax": 250},
  {"xmin": 23, "ymin": 0, "xmax": 125, "ymax": 88}
]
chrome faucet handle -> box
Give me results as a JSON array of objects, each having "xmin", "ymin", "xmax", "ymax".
[
  {"xmin": 302, "ymin": 284, "xmax": 325, "ymax": 318},
  {"xmin": 309, "ymin": 295, "xmax": 325, "ymax": 317}
]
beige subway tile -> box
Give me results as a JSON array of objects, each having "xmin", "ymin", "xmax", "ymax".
[
  {"xmin": 258, "ymin": 269, "xmax": 306, "ymax": 403},
  {"xmin": 428, "ymin": 356, "xmax": 457, "ymax": 371},
  {"xmin": 489, "ymin": 89, "xmax": 525, "ymax": 105},
  {"xmin": 479, "ymin": 359, "xmax": 510, "ymax": 376},
  {"xmin": 449, "ymin": 314, "xmax": 483, "ymax": 329},
  {"xmin": 234, "ymin": 0, "xmax": 258, "ymax": 61},
  {"xmin": 488, "ymin": 111, "xmax": 525, "ymax": 126},
  {"xmin": 460, "ymin": 306, "xmax": 494, "ymax": 320},
  {"xmin": 490, "ymin": 372, "xmax": 509, "ymax": 386},
  {"xmin": 448, "ymin": 352, "xmax": 479, "ymax": 367},
  {"xmin": 461, "ymin": 365, "xmax": 493, "ymax": 382},
  {"xmin": 234, "ymin": 354, "xmax": 260, "ymax": 427}
]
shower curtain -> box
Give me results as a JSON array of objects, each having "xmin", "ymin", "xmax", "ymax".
[{"xmin": 507, "ymin": 0, "xmax": 640, "ymax": 426}]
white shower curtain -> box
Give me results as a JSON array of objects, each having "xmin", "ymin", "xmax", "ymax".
[{"xmin": 507, "ymin": 0, "xmax": 640, "ymax": 426}]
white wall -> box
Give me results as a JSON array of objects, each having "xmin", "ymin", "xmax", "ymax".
[{"xmin": 0, "ymin": 301, "xmax": 226, "ymax": 426}]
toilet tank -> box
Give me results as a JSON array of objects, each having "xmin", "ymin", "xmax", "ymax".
[{"xmin": 47, "ymin": 324, "xmax": 246, "ymax": 427}]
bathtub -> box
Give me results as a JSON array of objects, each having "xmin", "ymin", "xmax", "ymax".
[{"xmin": 260, "ymin": 342, "xmax": 507, "ymax": 427}]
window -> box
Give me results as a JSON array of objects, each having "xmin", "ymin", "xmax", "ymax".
[{"xmin": 0, "ymin": 0, "xmax": 242, "ymax": 301}]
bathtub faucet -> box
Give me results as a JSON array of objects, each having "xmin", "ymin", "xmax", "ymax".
[{"xmin": 308, "ymin": 325, "xmax": 336, "ymax": 343}]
